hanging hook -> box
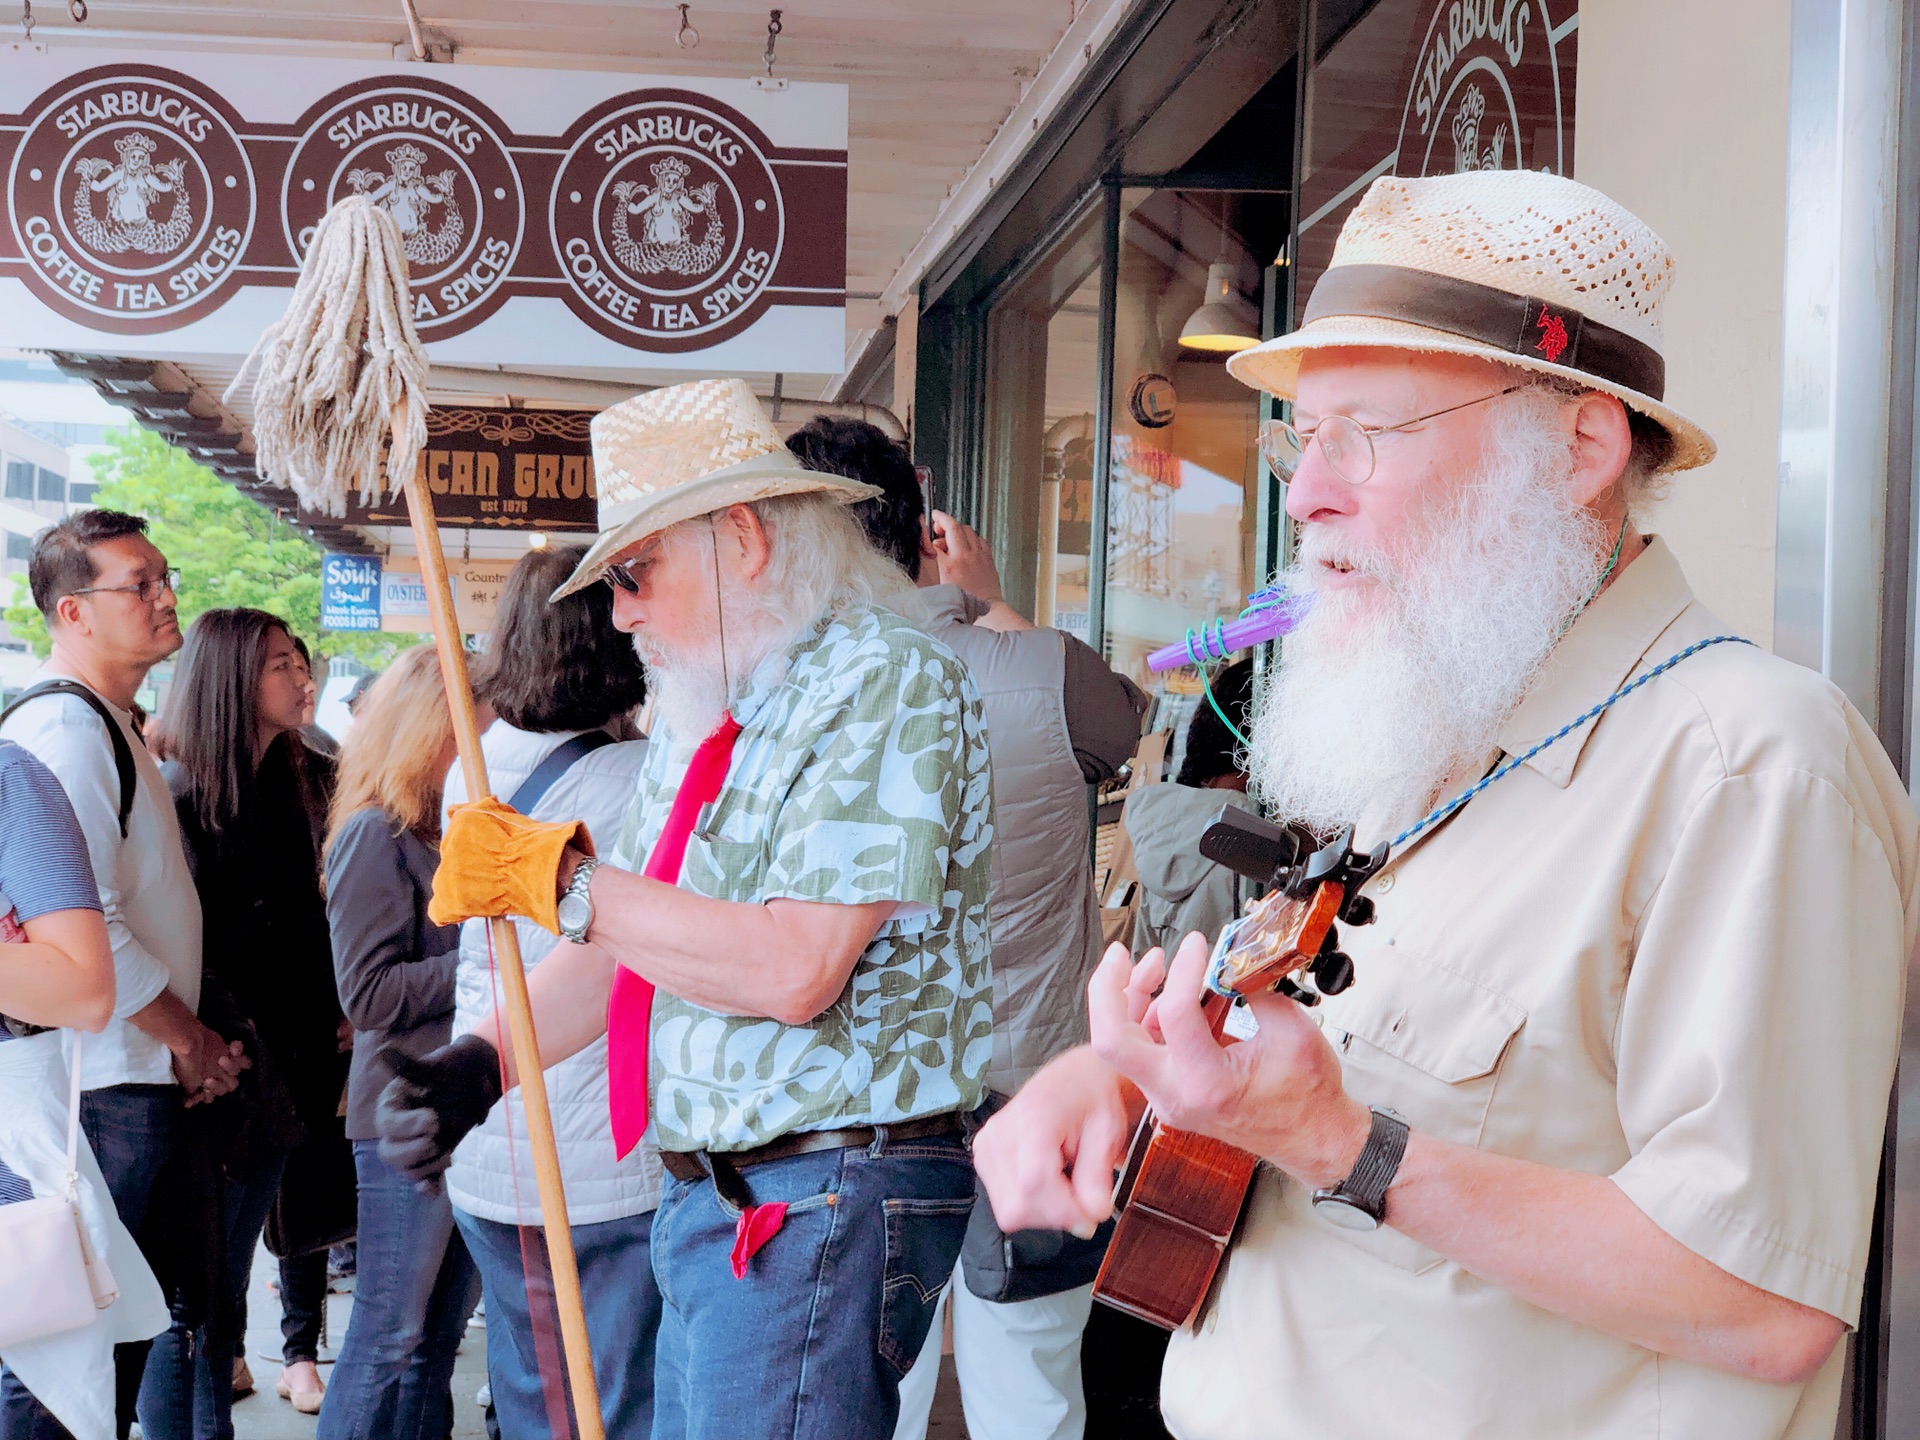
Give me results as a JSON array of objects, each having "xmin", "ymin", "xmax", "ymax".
[
  {"xmin": 763, "ymin": 9, "xmax": 783, "ymax": 77},
  {"xmin": 66, "ymin": 0, "xmax": 84, "ymax": 21},
  {"xmin": 20, "ymin": 0, "xmax": 32, "ymax": 41},
  {"xmin": 675, "ymin": 3, "xmax": 699, "ymax": 48}
]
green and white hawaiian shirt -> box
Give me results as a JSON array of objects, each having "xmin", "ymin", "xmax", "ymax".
[{"xmin": 608, "ymin": 604, "xmax": 995, "ymax": 1153}]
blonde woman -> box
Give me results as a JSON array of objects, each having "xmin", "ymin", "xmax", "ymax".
[{"xmin": 317, "ymin": 647, "xmax": 482, "ymax": 1440}]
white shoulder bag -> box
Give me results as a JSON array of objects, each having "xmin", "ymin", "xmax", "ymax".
[{"xmin": 0, "ymin": 1034, "xmax": 120, "ymax": 1348}]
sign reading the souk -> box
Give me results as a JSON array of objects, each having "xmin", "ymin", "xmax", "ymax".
[{"xmin": 0, "ymin": 52, "xmax": 847, "ymax": 371}]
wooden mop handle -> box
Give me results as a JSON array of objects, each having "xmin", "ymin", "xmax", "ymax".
[{"xmin": 397, "ymin": 426, "xmax": 607, "ymax": 1440}]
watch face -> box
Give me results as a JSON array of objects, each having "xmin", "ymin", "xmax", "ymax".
[
  {"xmin": 556, "ymin": 891, "xmax": 591, "ymax": 935},
  {"xmin": 1312, "ymin": 1194, "xmax": 1382, "ymax": 1232}
]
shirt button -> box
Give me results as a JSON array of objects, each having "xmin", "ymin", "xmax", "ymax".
[{"xmin": 1375, "ymin": 872, "xmax": 1396, "ymax": 894}]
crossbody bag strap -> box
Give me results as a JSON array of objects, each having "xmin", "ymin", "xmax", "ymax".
[
  {"xmin": 509, "ymin": 730, "xmax": 616, "ymax": 816},
  {"xmin": 63, "ymin": 1031, "xmax": 82, "ymax": 1186}
]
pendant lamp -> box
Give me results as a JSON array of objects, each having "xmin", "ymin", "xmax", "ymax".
[{"xmin": 1178, "ymin": 195, "xmax": 1259, "ymax": 353}]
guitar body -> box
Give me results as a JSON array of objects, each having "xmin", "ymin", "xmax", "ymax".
[
  {"xmin": 1093, "ymin": 1086, "xmax": 1260, "ymax": 1330},
  {"xmin": 1092, "ymin": 852, "xmax": 1380, "ymax": 1331}
]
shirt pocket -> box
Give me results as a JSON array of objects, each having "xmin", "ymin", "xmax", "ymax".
[{"xmin": 1314, "ymin": 948, "xmax": 1528, "ymax": 1274}]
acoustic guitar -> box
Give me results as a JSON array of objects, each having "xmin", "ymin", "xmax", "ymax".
[{"xmin": 1091, "ymin": 810, "xmax": 1386, "ymax": 1331}]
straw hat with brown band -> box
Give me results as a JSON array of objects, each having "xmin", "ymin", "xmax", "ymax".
[
  {"xmin": 1227, "ymin": 170, "xmax": 1716, "ymax": 472},
  {"xmin": 553, "ymin": 378, "xmax": 880, "ymax": 602}
]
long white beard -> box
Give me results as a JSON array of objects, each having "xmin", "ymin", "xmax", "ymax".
[
  {"xmin": 636, "ymin": 578, "xmax": 813, "ymax": 746},
  {"xmin": 1248, "ymin": 397, "xmax": 1610, "ymax": 836}
]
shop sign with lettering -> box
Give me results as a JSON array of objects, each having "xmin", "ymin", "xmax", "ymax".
[
  {"xmin": 320, "ymin": 553, "xmax": 382, "ymax": 631},
  {"xmin": 0, "ymin": 52, "xmax": 846, "ymax": 371},
  {"xmin": 378, "ymin": 556, "xmax": 515, "ymax": 635},
  {"xmin": 309, "ymin": 408, "xmax": 599, "ymax": 533}
]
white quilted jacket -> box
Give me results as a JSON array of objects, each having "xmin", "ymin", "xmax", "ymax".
[{"xmin": 443, "ymin": 721, "xmax": 664, "ymax": 1226}]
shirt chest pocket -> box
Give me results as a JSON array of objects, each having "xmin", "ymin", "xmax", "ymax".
[
  {"xmin": 681, "ymin": 825, "xmax": 766, "ymax": 899},
  {"xmin": 1322, "ymin": 947, "xmax": 1528, "ymax": 1153}
]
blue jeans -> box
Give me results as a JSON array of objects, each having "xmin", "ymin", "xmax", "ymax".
[
  {"xmin": 137, "ymin": 1150, "xmax": 287, "ymax": 1440},
  {"xmin": 314, "ymin": 1141, "xmax": 480, "ymax": 1440},
  {"xmin": 650, "ymin": 1132, "xmax": 973, "ymax": 1440},
  {"xmin": 454, "ymin": 1206, "xmax": 661, "ymax": 1440},
  {"xmin": 0, "ymin": 1082, "xmax": 180, "ymax": 1440}
]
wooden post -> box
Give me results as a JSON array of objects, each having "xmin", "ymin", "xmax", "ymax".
[{"xmin": 399, "ymin": 432, "xmax": 605, "ymax": 1440}]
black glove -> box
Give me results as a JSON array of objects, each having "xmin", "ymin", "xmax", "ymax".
[{"xmin": 375, "ymin": 1034, "xmax": 503, "ymax": 1190}]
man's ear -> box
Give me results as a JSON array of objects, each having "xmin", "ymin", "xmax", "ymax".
[
  {"xmin": 723, "ymin": 504, "xmax": 773, "ymax": 582},
  {"xmin": 51, "ymin": 595, "xmax": 86, "ymax": 638},
  {"xmin": 1568, "ymin": 391, "xmax": 1633, "ymax": 509}
]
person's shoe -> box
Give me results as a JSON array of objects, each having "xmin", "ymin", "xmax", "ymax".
[
  {"xmin": 277, "ymin": 1361, "xmax": 325, "ymax": 1416},
  {"xmin": 231, "ymin": 1356, "xmax": 255, "ymax": 1399}
]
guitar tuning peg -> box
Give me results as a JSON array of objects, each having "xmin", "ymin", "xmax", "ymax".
[
  {"xmin": 1311, "ymin": 951, "xmax": 1355, "ymax": 996},
  {"xmin": 1275, "ymin": 975, "xmax": 1321, "ymax": 1008},
  {"xmin": 1339, "ymin": 893, "xmax": 1375, "ymax": 927}
]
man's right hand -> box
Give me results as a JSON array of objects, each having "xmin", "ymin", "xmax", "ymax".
[
  {"xmin": 973, "ymin": 1043, "xmax": 1142, "ymax": 1238},
  {"xmin": 171, "ymin": 1023, "xmax": 250, "ymax": 1108},
  {"xmin": 375, "ymin": 1034, "xmax": 504, "ymax": 1189}
]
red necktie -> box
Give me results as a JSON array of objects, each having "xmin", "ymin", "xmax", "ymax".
[{"xmin": 606, "ymin": 713, "xmax": 743, "ymax": 1159}]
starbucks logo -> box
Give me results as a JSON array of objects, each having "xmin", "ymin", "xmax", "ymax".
[
  {"xmin": 283, "ymin": 78, "xmax": 523, "ymax": 338},
  {"xmin": 1397, "ymin": 0, "xmax": 1569, "ymax": 178},
  {"xmin": 549, "ymin": 92, "xmax": 784, "ymax": 350},
  {"xmin": 7, "ymin": 67, "xmax": 255, "ymax": 330}
]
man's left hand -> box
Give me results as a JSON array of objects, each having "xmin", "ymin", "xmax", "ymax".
[
  {"xmin": 1088, "ymin": 931, "xmax": 1372, "ymax": 1191},
  {"xmin": 428, "ymin": 797, "xmax": 593, "ymax": 934}
]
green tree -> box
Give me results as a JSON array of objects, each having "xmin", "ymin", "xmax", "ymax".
[{"xmin": 4, "ymin": 426, "xmax": 407, "ymax": 667}]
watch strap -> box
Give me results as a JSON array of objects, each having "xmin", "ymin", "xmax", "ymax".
[{"xmin": 1316, "ymin": 1106, "xmax": 1409, "ymax": 1221}]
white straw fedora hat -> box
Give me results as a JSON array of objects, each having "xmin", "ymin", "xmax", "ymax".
[
  {"xmin": 1228, "ymin": 170, "xmax": 1715, "ymax": 472},
  {"xmin": 552, "ymin": 377, "xmax": 880, "ymax": 600}
]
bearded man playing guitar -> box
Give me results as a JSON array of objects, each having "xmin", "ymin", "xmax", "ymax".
[{"xmin": 976, "ymin": 171, "xmax": 1920, "ymax": 1440}]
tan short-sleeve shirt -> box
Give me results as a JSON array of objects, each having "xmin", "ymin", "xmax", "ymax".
[{"xmin": 1161, "ymin": 539, "xmax": 1919, "ymax": 1440}]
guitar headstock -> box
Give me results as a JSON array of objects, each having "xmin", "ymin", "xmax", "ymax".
[{"xmin": 1211, "ymin": 826, "xmax": 1389, "ymax": 1005}]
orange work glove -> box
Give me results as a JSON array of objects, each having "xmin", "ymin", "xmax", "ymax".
[{"xmin": 428, "ymin": 796, "xmax": 594, "ymax": 934}]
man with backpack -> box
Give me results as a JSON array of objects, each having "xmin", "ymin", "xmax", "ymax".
[{"xmin": 0, "ymin": 509, "xmax": 243, "ymax": 1439}]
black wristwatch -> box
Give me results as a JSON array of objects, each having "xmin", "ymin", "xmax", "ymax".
[{"xmin": 1310, "ymin": 1106, "xmax": 1409, "ymax": 1231}]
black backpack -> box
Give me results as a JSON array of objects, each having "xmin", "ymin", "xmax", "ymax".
[{"xmin": 0, "ymin": 680, "xmax": 138, "ymax": 838}]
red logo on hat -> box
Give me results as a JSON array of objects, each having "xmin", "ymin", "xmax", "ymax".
[{"xmin": 1534, "ymin": 309, "xmax": 1570, "ymax": 364}]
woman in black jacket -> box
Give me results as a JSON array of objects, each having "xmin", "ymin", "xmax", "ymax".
[
  {"xmin": 316, "ymin": 644, "xmax": 478, "ymax": 1440},
  {"xmin": 148, "ymin": 608, "xmax": 347, "ymax": 1438}
]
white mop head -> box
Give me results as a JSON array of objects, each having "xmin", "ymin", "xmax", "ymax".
[{"xmin": 226, "ymin": 196, "xmax": 430, "ymax": 518}]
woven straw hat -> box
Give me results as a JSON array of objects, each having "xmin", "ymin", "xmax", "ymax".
[
  {"xmin": 552, "ymin": 378, "xmax": 879, "ymax": 600},
  {"xmin": 1228, "ymin": 171, "xmax": 1715, "ymax": 472}
]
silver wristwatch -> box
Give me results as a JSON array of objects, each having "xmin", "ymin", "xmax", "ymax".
[
  {"xmin": 1310, "ymin": 1106, "xmax": 1410, "ymax": 1232},
  {"xmin": 556, "ymin": 856, "xmax": 601, "ymax": 943}
]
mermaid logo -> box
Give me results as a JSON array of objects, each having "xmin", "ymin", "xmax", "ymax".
[
  {"xmin": 7, "ymin": 67, "xmax": 257, "ymax": 331},
  {"xmin": 611, "ymin": 156, "xmax": 724, "ymax": 277},
  {"xmin": 551, "ymin": 92, "xmax": 787, "ymax": 349},
  {"xmin": 346, "ymin": 142, "xmax": 465, "ymax": 267},
  {"xmin": 282, "ymin": 78, "xmax": 524, "ymax": 339},
  {"xmin": 1396, "ymin": 0, "xmax": 1572, "ymax": 179},
  {"xmin": 72, "ymin": 132, "xmax": 193, "ymax": 255}
]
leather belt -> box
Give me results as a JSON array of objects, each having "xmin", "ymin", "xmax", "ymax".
[{"xmin": 659, "ymin": 1111, "xmax": 965, "ymax": 1186}]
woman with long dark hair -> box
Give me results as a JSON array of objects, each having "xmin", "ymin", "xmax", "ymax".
[
  {"xmin": 317, "ymin": 646, "xmax": 479, "ymax": 1440},
  {"xmin": 145, "ymin": 608, "xmax": 346, "ymax": 1439}
]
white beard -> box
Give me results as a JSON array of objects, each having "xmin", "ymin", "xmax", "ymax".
[
  {"xmin": 636, "ymin": 576, "xmax": 814, "ymax": 747},
  {"xmin": 1248, "ymin": 396, "xmax": 1610, "ymax": 837}
]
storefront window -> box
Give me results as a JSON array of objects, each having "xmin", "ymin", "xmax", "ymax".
[
  {"xmin": 980, "ymin": 207, "xmax": 1104, "ymax": 636},
  {"xmin": 1106, "ymin": 186, "xmax": 1288, "ymax": 699}
]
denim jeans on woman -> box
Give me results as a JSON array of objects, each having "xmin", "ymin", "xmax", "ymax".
[
  {"xmin": 314, "ymin": 1141, "xmax": 479, "ymax": 1440},
  {"xmin": 650, "ymin": 1131, "xmax": 974, "ymax": 1440},
  {"xmin": 454, "ymin": 1207, "xmax": 660, "ymax": 1440},
  {"xmin": 137, "ymin": 1151, "xmax": 287, "ymax": 1440}
]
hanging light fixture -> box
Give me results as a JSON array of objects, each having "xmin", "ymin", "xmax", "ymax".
[{"xmin": 1178, "ymin": 195, "xmax": 1259, "ymax": 353}]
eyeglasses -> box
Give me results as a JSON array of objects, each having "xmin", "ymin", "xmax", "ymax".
[
  {"xmin": 71, "ymin": 569, "xmax": 180, "ymax": 605},
  {"xmin": 1257, "ymin": 383, "xmax": 1532, "ymax": 486},
  {"xmin": 601, "ymin": 553, "xmax": 655, "ymax": 595}
]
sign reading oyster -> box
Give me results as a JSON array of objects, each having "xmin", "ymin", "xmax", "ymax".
[
  {"xmin": 283, "ymin": 77, "xmax": 524, "ymax": 337},
  {"xmin": 550, "ymin": 92, "xmax": 784, "ymax": 350},
  {"xmin": 7, "ymin": 67, "xmax": 255, "ymax": 330}
]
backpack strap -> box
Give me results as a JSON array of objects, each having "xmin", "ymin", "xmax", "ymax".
[
  {"xmin": 509, "ymin": 731, "xmax": 615, "ymax": 817},
  {"xmin": 0, "ymin": 682, "xmax": 138, "ymax": 839}
]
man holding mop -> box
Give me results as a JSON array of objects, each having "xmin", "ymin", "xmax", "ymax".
[{"xmin": 378, "ymin": 377, "xmax": 997, "ymax": 1440}]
